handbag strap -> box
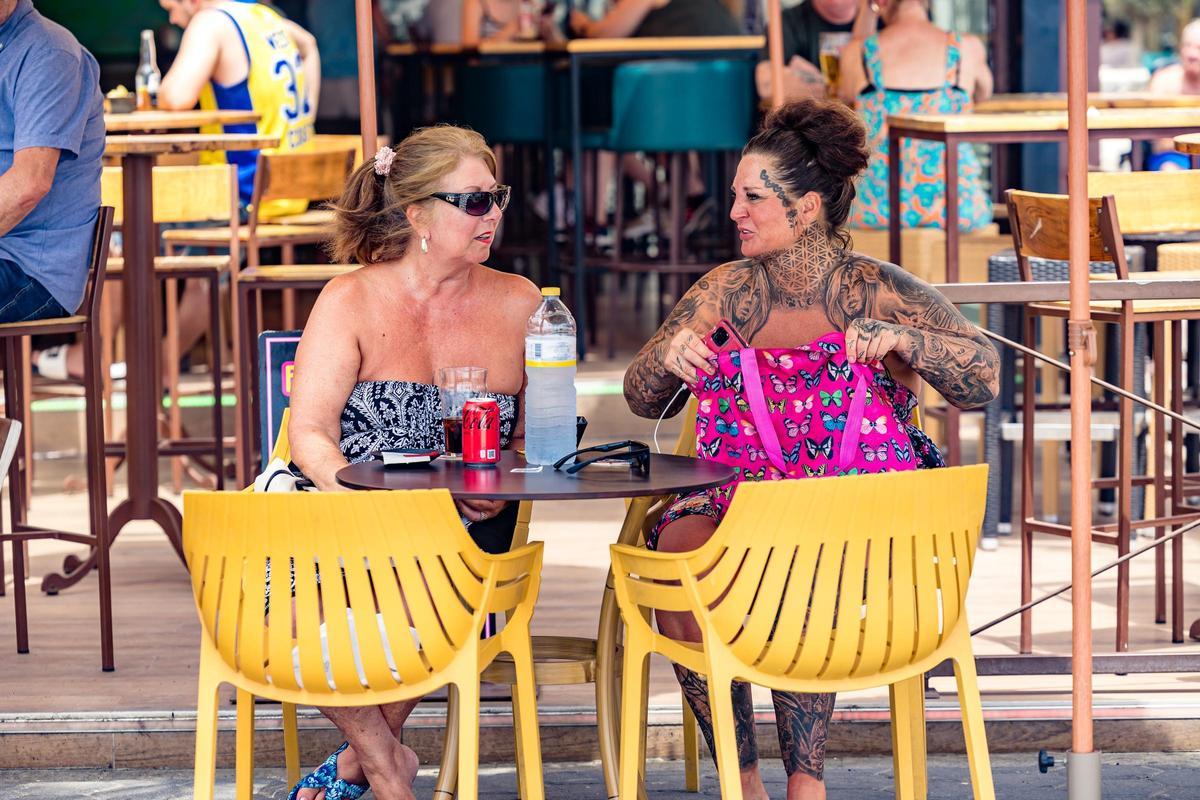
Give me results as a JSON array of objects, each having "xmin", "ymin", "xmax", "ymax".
[
  {"xmin": 744, "ymin": 347, "xmax": 880, "ymax": 475},
  {"xmin": 739, "ymin": 348, "xmax": 794, "ymax": 477}
]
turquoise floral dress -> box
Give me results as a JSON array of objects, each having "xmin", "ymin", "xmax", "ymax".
[{"xmin": 849, "ymin": 33, "xmax": 992, "ymax": 232}]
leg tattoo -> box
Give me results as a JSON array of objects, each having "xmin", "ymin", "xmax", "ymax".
[
  {"xmin": 772, "ymin": 690, "xmax": 836, "ymax": 780},
  {"xmin": 673, "ymin": 664, "xmax": 759, "ymax": 769}
]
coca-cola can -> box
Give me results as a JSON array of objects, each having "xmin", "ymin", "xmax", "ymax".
[{"xmin": 463, "ymin": 397, "xmax": 500, "ymax": 468}]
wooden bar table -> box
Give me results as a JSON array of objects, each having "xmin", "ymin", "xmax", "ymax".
[
  {"xmin": 338, "ymin": 450, "xmax": 734, "ymax": 800},
  {"xmin": 887, "ymin": 108, "xmax": 1200, "ymax": 283},
  {"xmin": 978, "ymin": 92, "xmax": 1200, "ymax": 113},
  {"xmin": 42, "ymin": 134, "xmax": 278, "ymax": 593},
  {"xmin": 885, "ymin": 108, "xmax": 1200, "ymax": 464},
  {"xmin": 103, "ymin": 108, "xmax": 259, "ymax": 132}
]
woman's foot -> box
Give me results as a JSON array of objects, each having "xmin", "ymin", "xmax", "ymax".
[
  {"xmin": 291, "ymin": 742, "xmax": 367, "ymax": 800},
  {"xmin": 355, "ymin": 739, "xmax": 419, "ymax": 800},
  {"xmin": 293, "ymin": 741, "xmax": 418, "ymax": 800}
]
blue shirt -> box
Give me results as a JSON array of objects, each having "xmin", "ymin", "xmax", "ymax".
[{"xmin": 0, "ymin": 0, "xmax": 104, "ymax": 313}]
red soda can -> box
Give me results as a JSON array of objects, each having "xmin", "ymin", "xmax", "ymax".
[{"xmin": 463, "ymin": 397, "xmax": 501, "ymax": 468}]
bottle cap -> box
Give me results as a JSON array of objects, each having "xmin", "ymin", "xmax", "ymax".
[{"xmin": 541, "ymin": 287, "xmax": 560, "ymax": 296}]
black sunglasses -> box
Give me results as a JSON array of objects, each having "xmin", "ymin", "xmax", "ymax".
[
  {"xmin": 429, "ymin": 185, "xmax": 511, "ymax": 216},
  {"xmin": 554, "ymin": 440, "xmax": 651, "ymax": 477}
]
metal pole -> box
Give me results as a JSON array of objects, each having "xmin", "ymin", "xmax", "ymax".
[
  {"xmin": 355, "ymin": 0, "xmax": 378, "ymax": 158},
  {"xmin": 767, "ymin": 0, "xmax": 784, "ymax": 109},
  {"xmin": 1065, "ymin": 0, "xmax": 1100, "ymax": 791}
]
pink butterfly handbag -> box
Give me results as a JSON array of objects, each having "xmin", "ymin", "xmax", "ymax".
[{"xmin": 693, "ymin": 331, "xmax": 919, "ymax": 517}]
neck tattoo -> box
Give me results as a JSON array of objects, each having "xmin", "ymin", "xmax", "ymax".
[{"xmin": 753, "ymin": 223, "xmax": 842, "ymax": 310}]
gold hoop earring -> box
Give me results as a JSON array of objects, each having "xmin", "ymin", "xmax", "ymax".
[{"xmin": 420, "ymin": 236, "xmax": 429, "ymax": 254}]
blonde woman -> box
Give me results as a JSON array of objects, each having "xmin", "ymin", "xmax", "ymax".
[{"xmin": 286, "ymin": 125, "xmax": 541, "ymax": 800}]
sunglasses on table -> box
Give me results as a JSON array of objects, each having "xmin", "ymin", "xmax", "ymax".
[
  {"xmin": 429, "ymin": 185, "xmax": 511, "ymax": 216},
  {"xmin": 553, "ymin": 440, "xmax": 651, "ymax": 477}
]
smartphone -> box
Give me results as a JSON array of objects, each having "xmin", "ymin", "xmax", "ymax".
[{"xmin": 703, "ymin": 319, "xmax": 748, "ymax": 355}]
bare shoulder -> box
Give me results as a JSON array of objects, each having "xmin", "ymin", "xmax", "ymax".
[
  {"xmin": 188, "ymin": 6, "xmax": 239, "ymax": 41},
  {"xmin": 307, "ymin": 266, "xmax": 374, "ymax": 326},
  {"xmin": 960, "ymin": 33, "xmax": 987, "ymax": 59},
  {"xmin": 1150, "ymin": 64, "xmax": 1183, "ymax": 93},
  {"xmin": 476, "ymin": 266, "xmax": 543, "ymax": 313}
]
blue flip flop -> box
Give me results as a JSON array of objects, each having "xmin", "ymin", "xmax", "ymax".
[{"xmin": 287, "ymin": 742, "xmax": 369, "ymax": 800}]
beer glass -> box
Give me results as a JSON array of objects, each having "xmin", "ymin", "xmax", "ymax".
[
  {"xmin": 436, "ymin": 367, "xmax": 488, "ymax": 456},
  {"xmin": 818, "ymin": 32, "xmax": 851, "ymax": 98}
]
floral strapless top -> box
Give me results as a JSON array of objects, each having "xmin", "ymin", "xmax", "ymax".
[{"xmin": 338, "ymin": 380, "xmax": 517, "ymax": 463}]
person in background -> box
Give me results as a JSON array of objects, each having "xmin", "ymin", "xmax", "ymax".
[
  {"xmin": 287, "ymin": 125, "xmax": 541, "ymax": 800},
  {"xmin": 158, "ymin": 0, "xmax": 319, "ymax": 212},
  {"xmin": 754, "ymin": 0, "xmax": 877, "ymax": 102},
  {"xmin": 837, "ymin": 0, "xmax": 993, "ymax": 231},
  {"xmin": 569, "ymin": 0, "xmax": 741, "ymax": 39},
  {"xmin": 0, "ymin": 0, "xmax": 103, "ymax": 325},
  {"xmin": 1101, "ymin": 18, "xmax": 1141, "ymax": 70},
  {"xmin": 98, "ymin": 1, "xmax": 315, "ymax": 371},
  {"xmin": 461, "ymin": 0, "xmax": 561, "ymax": 45},
  {"xmin": 38, "ymin": 0, "xmax": 321, "ymax": 380},
  {"xmin": 1147, "ymin": 19, "xmax": 1200, "ymax": 170}
]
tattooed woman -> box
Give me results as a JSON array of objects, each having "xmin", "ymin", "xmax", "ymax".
[{"xmin": 623, "ymin": 98, "xmax": 998, "ymax": 800}]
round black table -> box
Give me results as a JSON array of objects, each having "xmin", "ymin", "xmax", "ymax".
[
  {"xmin": 337, "ymin": 449, "xmax": 734, "ymax": 800},
  {"xmin": 336, "ymin": 450, "xmax": 732, "ymax": 499}
]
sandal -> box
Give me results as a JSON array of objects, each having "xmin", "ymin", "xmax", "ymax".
[{"xmin": 287, "ymin": 741, "xmax": 369, "ymax": 800}]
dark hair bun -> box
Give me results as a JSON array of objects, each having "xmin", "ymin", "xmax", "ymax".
[
  {"xmin": 745, "ymin": 98, "xmax": 871, "ymax": 240},
  {"xmin": 763, "ymin": 99, "xmax": 870, "ymax": 182}
]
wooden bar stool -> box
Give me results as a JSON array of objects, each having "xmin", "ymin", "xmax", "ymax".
[
  {"xmin": 1007, "ymin": 189, "xmax": 1200, "ymax": 652},
  {"xmin": 0, "ymin": 207, "xmax": 115, "ymax": 670},
  {"xmin": 101, "ymin": 164, "xmax": 240, "ymax": 491}
]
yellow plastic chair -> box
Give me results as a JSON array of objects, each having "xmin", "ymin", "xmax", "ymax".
[
  {"xmin": 184, "ymin": 490, "xmax": 546, "ymax": 800},
  {"xmin": 611, "ymin": 465, "xmax": 994, "ymax": 800},
  {"xmin": 240, "ymin": 409, "xmax": 541, "ymax": 799}
]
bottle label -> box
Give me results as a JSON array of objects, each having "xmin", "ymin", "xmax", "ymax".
[{"xmin": 525, "ymin": 336, "xmax": 575, "ymax": 367}]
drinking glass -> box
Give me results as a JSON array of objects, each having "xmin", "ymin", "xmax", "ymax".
[
  {"xmin": 436, "ymin": 366, "xmax": 488, "ymax": 457},
  {"xmin": 818, "ymin": 32, "xmax": 852, "ymax": 98}
]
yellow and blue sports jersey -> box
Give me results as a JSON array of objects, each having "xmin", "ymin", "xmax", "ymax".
[{"xmin": 198, "ymin": 0, "xmax": 315, "ymax": 219}]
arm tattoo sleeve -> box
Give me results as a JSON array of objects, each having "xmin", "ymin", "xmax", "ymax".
[
  {"xmin": 823, "ymin": 256, "xmax": 1000, "ymax": 408},
  {"xmin": 623, "ymin": 263, "xmax": 774, "ymax": 418}
]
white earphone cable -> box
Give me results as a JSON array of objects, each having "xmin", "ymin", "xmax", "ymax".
[{"xmin": 652, "ymin": 384, "xmax": 690, "ymax": 454}]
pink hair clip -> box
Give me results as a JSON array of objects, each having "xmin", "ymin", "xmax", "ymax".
[{"xmin": 373, "ymin": 145, "xmax": 396, "ymax": 176}]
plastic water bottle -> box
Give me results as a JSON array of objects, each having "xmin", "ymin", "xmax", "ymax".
[{"xmin": 525, "ymin": 288, "xmax": 577, "ymax": 465}]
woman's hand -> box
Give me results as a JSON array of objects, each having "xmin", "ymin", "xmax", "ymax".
[
  {"xmin": 457, "ymin": 498, "xmax": 507, "ymax": 523},
  {"xmin": 844, "ymin": 318, "xmax": 907, "ymax": 364},
  {"xmin": 661, "ymin": 327, "xmax": 717, "ymax": 384}
]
